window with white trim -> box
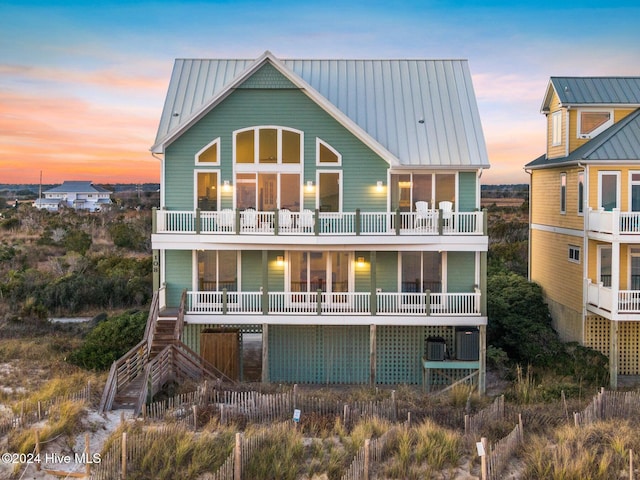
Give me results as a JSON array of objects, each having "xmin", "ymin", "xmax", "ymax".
[
  {"xmin": 196, "ymin": 138, "xmax": 220, "ymax": 164},
  {"xmin": 318, "ymin": 171, "xmax": 341, "ymax": 212},
  {"xmin": 234, "ymin": 127, "xmax": 302, "ymax": 164},
  {"xmin": 568, "ymin": 245, "xmax": 581, "ymax": 264},
  {"xmin": 316, "ymin": 138, "xmax": 342, "ymax": 165},
  {"xmin": 560, "ymin": 173, "xmax": 567, "ymax": 214},
  {"xmin": 577, "ymin": 110, "xmax": 613, "ymax": 139},
  {"xmin": 577, "ymin": 171, "xmax": 584, "ymax": 215},
  {"xmin": 551, "ymin": 111, "xmax": 562, "ymax": 146}
]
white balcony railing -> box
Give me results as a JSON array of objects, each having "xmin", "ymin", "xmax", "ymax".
[
  {"xmin": 156, "ymin": 209, "xmax": 484, "ymax": 236},
  {"xmin": 585, "ymin": 279, "xmax": 640, "ymax": 318},
  {"xmin": 588, "ymin": 208, "xmax": 640, "ymax": 235},
  {"xmin": 186, "ymin": 290, "xmax": 481, "ymax": 316}
]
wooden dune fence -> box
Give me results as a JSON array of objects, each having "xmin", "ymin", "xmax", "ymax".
[
  {"xmin": 143, "ymin": 385, "xmax": 398, "ymax": 429},
  {"xmin": 573, "ymin": 388, "xmax": 640, "ymax": 426},
  {"xmin": 340, "ymin": 426, "xmax": 400, "ymax": 480},
  {"xmin": 480, "ymin": 414, "xmax": 524, "ymax": 480},
  {"xmin": 0, "ymin": 381, "xmax": 94, "ymax": 436},
  {"xmin": 464, "ymin": 395, "xmax": 505, "ymax": 441}
]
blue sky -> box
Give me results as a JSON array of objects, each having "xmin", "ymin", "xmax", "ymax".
[{"xmin": 1, "ymin": 0, "xmax": 639, "ymax": 184}]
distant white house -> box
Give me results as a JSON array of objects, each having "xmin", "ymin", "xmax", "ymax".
[{"xmin": 33, "ymin": 181, "xmax": 112, "ymax": 212}]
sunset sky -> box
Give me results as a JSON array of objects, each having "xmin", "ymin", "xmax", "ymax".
[{"xmin": 1, "ymin": 0, "xmax": 639, "ymax": 185}]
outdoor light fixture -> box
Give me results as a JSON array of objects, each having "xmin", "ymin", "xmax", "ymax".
[
  {"xmin": 357, "ymin": 256, "xmax": 365, "ymax": 267},
  {"xmin": 222, "ymin": 180, "xmax": 231, "ymax": 192},
  {"xmin": 276, "ymin": 255, "xmax": 284, "ymax": 265},
  {"xmin": 305, "ymin": 180, "xmax": 314, "ymax": 193},
  {"xmin": 376, "ymin": 181, "xmax": 383, "ymax": 192}
]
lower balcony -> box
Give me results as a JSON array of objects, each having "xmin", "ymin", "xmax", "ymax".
[
  {"xmin": 585, "ymin": 279, "xmax": 640, "ymax": 321},
  {"xmin": 174, "ymin": 290, "xmax": 483, "ymax": 326}
]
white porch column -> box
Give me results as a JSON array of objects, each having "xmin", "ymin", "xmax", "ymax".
[{"xmin": 612, "ymin": 241, "xmax": 620, "ymax": 316}]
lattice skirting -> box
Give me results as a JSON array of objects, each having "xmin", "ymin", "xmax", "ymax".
[{"xmin": 585, "ymin": 316, "xmax": 640, "ymax": 375}]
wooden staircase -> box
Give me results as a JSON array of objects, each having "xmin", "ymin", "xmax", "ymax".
[{"xmin": 100, "ymin": 290, "xmax": 233, "ymax": 415}]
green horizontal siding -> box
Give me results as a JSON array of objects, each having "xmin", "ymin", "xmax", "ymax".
[
  {"xmin": 458, "ymin": 171, "xmax": 477, "ymax": 212},
  {"xmin": 375, "ymin": 251, "xmax": 398, "ymax": 293},
  {"xmin": 241, "ymin": 251, "xmax": 262, "ymax": 291},
  {"xmin": 165, "ymin": 250, "xmax": 192, "ymax": 307},
  {"xmin": 447, "ymin": 252, "xmax": 476, "ymax": 293}
]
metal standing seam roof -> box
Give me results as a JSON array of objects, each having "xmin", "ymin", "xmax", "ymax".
[
  {"xmin": 526, "ymin": 108, "xmax": 640, "ymax": 168},
  {"xmin": 44, "ymin": 181, "xmax": 112, "ymax": 194},
  {"xmin": 543, "ymin": 77, "xmax": 640, "ymax": 110},
  {"xmin": 153, "ymin": 52, "xmax": 490, "ymax": 169}
]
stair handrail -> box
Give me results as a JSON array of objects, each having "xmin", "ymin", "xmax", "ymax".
[
  {"xmin": 172, "ymin": 341, "xmax": 236, "ymax": 385},
  {"xmin": 99, "ymin": 292, "xmax": 159, "ymax": 413},
  {"xmin": 173, "ymin": 289, "xmax": 187, "ymax": 341}
]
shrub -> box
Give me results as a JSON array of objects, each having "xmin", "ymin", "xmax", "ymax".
[
  {"xmin": 63, "ymin": 229, "xmax": 92, "ymax": 254},
  {"xmin": 67, "ymin": 310, "xmax": 147, "ymax": 370}
]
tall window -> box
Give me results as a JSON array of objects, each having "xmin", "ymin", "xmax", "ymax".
[
  {"xmin": 401, "ymin": 252, "xmax": 442, "ymax": 293},
  {"xmin": 318, "ymin": 171, "xmax": 341, "ymax": 212},
  {"xmin": 598, "ymin": 246, "xmax": 612, "ymax": 287},
  {"xmin": 599, "ymin": 172, "xmax": 619, "ymax": 211},
  {"xmin": 577, "ymin": 171, "xmax": 584, "ymax": 215},
  {"xmin": 234, "ymin": 126, "xmax": 303, "ymax": 211},
  {"xmin": 289, "ymin": 251, "xmax": 350, "ymax": 293},
  {"xmin": 196, "ymin": 171, "xmax": 218, "ymax": 210},
  {"xmin": 551, "ymin": 111, "xmax": 562, "ymax": 146},
  {"xmin": 560, "ymin": 173, "xmax": 566, "ymax": 214},
  {"xmin": 630, "ymin": 172, "xmax": 640, "ymax": 212},
  {"xmin": 197, "ymin": 251, "xmax": 237, "ymax": 291}
]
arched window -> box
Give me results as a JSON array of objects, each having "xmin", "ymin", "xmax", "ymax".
[{"xmin": 234, "ymin": 127, "xmax": 302, "ymax": 164}]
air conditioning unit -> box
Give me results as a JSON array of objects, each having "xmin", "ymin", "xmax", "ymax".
[
  {"xmin": 455, "ymin": 327, "xmax": 479, "ymax": 360},
  {"xmin": 425, "ymin": 336, "xmax": 446, "ymax": 361}
]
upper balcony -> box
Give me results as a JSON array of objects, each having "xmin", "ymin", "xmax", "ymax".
[
  {"xmin": 154, "ymin": 208, "xmax": 486, "ymax": 237},
  {"xmin": 588, "ymin": 208, "xmax": 640, "ymax": 238}
]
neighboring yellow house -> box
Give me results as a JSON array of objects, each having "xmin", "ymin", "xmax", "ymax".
[{"xmin": 526, "ymin": 77, "xmax": 640, "ymax": 388}]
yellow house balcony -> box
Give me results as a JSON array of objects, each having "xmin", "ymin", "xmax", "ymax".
[
  {"xmin": 154, "ymin": 208, "xmax": 485, "ymax": 236},
  {"xmin": 588, "ymin": 208, "xmax": 640, "ymax": 237},
  {"xmin": 585, "ymin": 279, "xmax": 640, "ymax": 321}
]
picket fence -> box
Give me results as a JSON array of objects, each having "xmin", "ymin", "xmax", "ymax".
[{"xmin": 0, "ymin": 381, "xmax": 94, "ymax": 436}]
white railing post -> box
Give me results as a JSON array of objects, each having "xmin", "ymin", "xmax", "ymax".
[{"xmin": 613, "ymin": 208, "xmax": 620, "ymax": 235}]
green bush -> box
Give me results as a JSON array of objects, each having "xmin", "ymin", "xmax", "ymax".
[
  {"xmin": 67, "ymin": 310, "xmax": 147, "ymax": 370},
  {"xmin": 108, "ymin": 222, "xmax": 146, "ymax": 251},
  {"xmin": 488, "ymin": 272, "xmax": 565, "ymax": 367},
  {"xmin": 63, "ymin": 229, "xmax": 92, "ymax": 254}
]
